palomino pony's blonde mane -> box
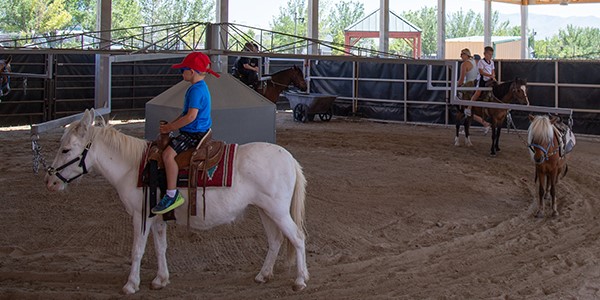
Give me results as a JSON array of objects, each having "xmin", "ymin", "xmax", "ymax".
[
  {"xmin": 90, "ymin": 121, "xmax": 148, "ymax": 168},
  {"xmin": 528, "ymin": 116, "xmax": 554, "ymax": 145},
  {"xmin": 527, "ymin": 115, "xmax": 554, "ymax": 159}
]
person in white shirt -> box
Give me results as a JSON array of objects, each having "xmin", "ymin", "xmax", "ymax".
[
  {"xmin": 457, "ymin": 48, "xmax": 478, "ymax": 87},
  {"xmin": 465, "ymin": 46, "xmax": 495, "ymax": 131}
]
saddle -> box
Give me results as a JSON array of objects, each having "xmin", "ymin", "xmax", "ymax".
[
  {"xmin": 550, "ymin": 116, "xmax": 576, "ymax": 157},
  {"xmin": 147, "ymin": 127, "xmax": 225, "ymax": 217}
]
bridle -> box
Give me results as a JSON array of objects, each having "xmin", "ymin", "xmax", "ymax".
[
  {"xmin": 267, "ymin": 67, "xmax": 306, "ymax": 90},
  {"xmin": 0, "ymin": 60, "xmax": 10, "ymax": 97},
  {"xmin": 510, "ymin": 81, "xmax": 529, "ymax": 105},
  {"xmin": 268, "ymin": 78, "xmax": 291, "ymax": 88},
  {"xmin": 528, "ymin": 138, "xmax": 558, "ymax": 164},
  {"xmin": 47, "ymin": 141, "xmax": 92, "ymax": 183}
]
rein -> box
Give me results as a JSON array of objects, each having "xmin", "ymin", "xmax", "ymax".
[
  {"xmin": 47, "ymin": 141, "xmax": 92, "ymax": 183},
  {"xmin": 269, "ymin": 79, "xmax": 290, "ymax": 88}
]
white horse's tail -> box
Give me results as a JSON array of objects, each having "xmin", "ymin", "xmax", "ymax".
[{"xmin": 287, "ymin": 158, "xmax": 307, "ymax": 264}]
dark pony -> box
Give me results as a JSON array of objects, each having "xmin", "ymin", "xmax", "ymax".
[
  {"xmin": 0, "ymin": 55, "xmax": 12, "ymax": 97},
  {"xmin": 256, "ymin": 66, "xmax": 307, "ymax": 103},
  {"xmin": 455, "ymin": 78, "xmax": 529, "ymax": 156}
]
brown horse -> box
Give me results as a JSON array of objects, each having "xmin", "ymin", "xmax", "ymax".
[
  {"xmin": 0, "ymin": 55, "xmax": 11, "ymax": 97},
  {"xmin": 527, "ymin": 115, "xmax": 569, "ymax": 218},
  {"xmin": 455, "ymin": 78, "xmax": 529, "ymax": 156},
  {"xmin": 256, "ymin": 66, "xmax": 307, "ymax": 103}
]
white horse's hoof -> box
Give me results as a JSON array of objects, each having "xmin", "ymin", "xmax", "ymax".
[
  {"xmin": 151, "ymin": 276, "xmax": 170, "ymax": 290},
  {"xmin": 465, "ymin": 138, "xmax": 473, "ymax": 147},
  {"xmin": 454, "ymin": 137, "xmax": 460, "ymax": 146},
  {"xmin": 254, "ymin": 272, "xmax": 274, "ymax": 284},
  {"xmin": 293, "ymin": 282, "xmax": 307, "ymax": 291},
  {"xmin": 122, "ymin": 282, "xmax": 139, "ymax": 295}
]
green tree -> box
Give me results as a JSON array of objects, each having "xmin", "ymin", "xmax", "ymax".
[
  {"xmin": 535, "ymin": 25, "xmax": 600, "ymax": 59},
  {"xmin": 399, "ymin": 7, "xmax": 437, "ymax": 57},
  {"xmin": 0, "ymin": 0, "xmax": 72, "ymax": 35},
  {"xmin": 395, "ymin": 7, "xmax": 528, "ymax": 58},
  {"xmin": 269, "ymin": 0, "xmax": 307, "ymax": 53},
  {"xmin": 324, "ymin": 1, "xmax": 365, "ymax": 53},
  {"xmin": 446, "ymin": 9, "xmax": 482, "ymax": 39},
  {"xmin": 139, "ymin": 0, "xmax": 214, "ymax": 25},
  {"xmin": 65, "ymin": 0, "xmax": 96, "ymax": 31}
]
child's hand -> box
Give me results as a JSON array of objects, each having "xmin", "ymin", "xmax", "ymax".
[{"xmin": 159, "ymin": 124, "xmax": 171, "ymax": 134}]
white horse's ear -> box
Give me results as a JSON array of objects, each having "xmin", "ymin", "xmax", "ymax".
[{"xmin": 81, "ymin": 109, "xmax": 94, "ymax": 128}]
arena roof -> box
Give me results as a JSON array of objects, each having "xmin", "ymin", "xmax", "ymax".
[
  {"xmin": 344, "ymin": 9, "xmax": 421, "ymax": 33},
  {"xmin": 492, "ymin": 0, "xmax": 600, "ymax": 4}
]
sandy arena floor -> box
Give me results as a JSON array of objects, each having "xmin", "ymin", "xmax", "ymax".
[{"xmin": 1, "ymin": 112, "xmax": 599, "ymax": 299}]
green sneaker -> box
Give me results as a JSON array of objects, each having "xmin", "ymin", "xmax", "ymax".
[{"xmin": 152, "ymin": 190, "xmax": 185, "ymax": 214}]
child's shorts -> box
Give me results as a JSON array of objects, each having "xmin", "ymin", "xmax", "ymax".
[{"xmin": 169, "ymin": 131, "xmax": 207, "ymax": 154}]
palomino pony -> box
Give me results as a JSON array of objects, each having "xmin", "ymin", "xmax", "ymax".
[
  {"xmin": 455, "ymin": 78, "xmax": 530, "ymax": 156},
  {"xmin": 0, "ymin": 55, "xmax": 11, "ymax": 97},
  {"xmin": 257, "ymin": 66, "xmax": 307, "ymax": 103},
  {"xmin": 44, "ymin": 109, "xmax": 309, "ymax": 294},
  {"xmin": 527, "ymin": 114, "xmax": 569, "ymax": 218}
]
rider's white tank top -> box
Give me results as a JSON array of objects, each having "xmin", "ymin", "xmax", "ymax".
[{"xmin": 465, "ymin": 58, "xmax": 479, "ymax": 83}]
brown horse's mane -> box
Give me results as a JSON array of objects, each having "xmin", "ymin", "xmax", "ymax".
[
  {"xmin": 492, "ymin": 78, "xmax": 527, "ymax": 101},
  {"xmin": 264, "ymin": 66, "xmax": 298, "ymax": 78}
]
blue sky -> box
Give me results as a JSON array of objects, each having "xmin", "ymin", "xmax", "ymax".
[{"xmin": 228, "ymin": 0, "xmax": 600, "ymax": 29}]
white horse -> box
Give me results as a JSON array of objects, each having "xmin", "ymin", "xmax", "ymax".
[{"xmin": 44, "ymin": 109, "xmax": 309, "ymax": 294}]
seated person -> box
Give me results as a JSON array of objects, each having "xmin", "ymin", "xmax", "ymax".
[{"xmin": 232, "ymin": 42, "xmax": 259, "ymax": 87}]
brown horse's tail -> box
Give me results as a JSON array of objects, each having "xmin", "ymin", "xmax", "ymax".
[{"xmin": 562, "ymin": 163, "xmax": 569, "ymax": 179}]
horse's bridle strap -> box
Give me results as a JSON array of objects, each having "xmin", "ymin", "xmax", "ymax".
[
  {"xmin": 529, "ymin": 140, "xmax": 558, "ymax": 163},
  {"xmin": 47, "ymin": 141, "xmax": 92, "ymax": 183},
  {"xmin": 269, "ymin": 79, "xmax": 289, "ymax": 88}
]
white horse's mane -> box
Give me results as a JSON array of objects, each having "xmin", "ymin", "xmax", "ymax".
[
  {"xmin": 90, "ymin": 122, "xmax": 148, "ymax": 167},
  {"xmin": 528, "ymin": 115, "xmax": 554, "ymax": 146}
]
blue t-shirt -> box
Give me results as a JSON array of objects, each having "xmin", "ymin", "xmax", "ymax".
[{"xmin": 180, "ymin": 80, "xmax": 212, "ymax": 133}]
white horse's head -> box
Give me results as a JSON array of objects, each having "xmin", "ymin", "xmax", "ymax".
[{"xmin": 45, "ymin": 109, "xmax": 97, "ymax": 191}]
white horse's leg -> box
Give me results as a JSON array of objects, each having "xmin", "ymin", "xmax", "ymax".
[
  {"xmin": 255, "ymin": 209, "xmax": 284, "ymax": 284},
  {"xmin": 454, "ymin": 136, "xmax": 460, "ymax": 146},
  {"xmin": 150, "ymin": 219, "xmax": 170, "ymax": 289},
  {"xmin": 269, "ymin": 213, "xmax": 308, "ymax": 291},
  {"xmin": 123, "ymin": 215, "xmax": 152, "ymax": 294},
  {"xmin": 465, "ymin": 136, "xmax": 473, "ymax": 147}
]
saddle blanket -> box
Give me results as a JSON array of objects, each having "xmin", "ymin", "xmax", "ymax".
[
  {"xmin": 138, "ymin": 143, "xmax": 237, "ymax": 188},
  {"xmin": 177, "ymin": 144, "xmax": 237, "ymax": 188}
]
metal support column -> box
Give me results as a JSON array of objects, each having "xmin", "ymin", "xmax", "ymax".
[
  {"xmin": 379, "ymin": 0, "xmax": 389, "ymax": 55},
  {"xmin": 484, "ymin": 0, "xmax": 492, "ymax": 48},
  {"xmin": 215, "ymin": 0, "xmax": 229, "ymax": 74},
  {"xmin": 308, "ymin": 0, "xmax": 319, "ymax": 55},
  {"xmin": 520, "ymin": 4, "xmax": 529, "ymax": 59},
  {"xmin": 437, "ymin": 0, "xmax": 446, "ymax": 59},
  {"xmin": 94, "ymin": 0, "xmax": 111, "ymax": 112}
]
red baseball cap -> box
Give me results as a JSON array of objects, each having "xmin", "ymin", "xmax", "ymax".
[{"xmin": 171, "ymin": 52, "xmax": 220, "ymax": 78}]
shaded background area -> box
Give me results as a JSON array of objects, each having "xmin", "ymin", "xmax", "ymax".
[{"xmin": 1, "ymin": 52, "xmax": 599, "ymax": 134}]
